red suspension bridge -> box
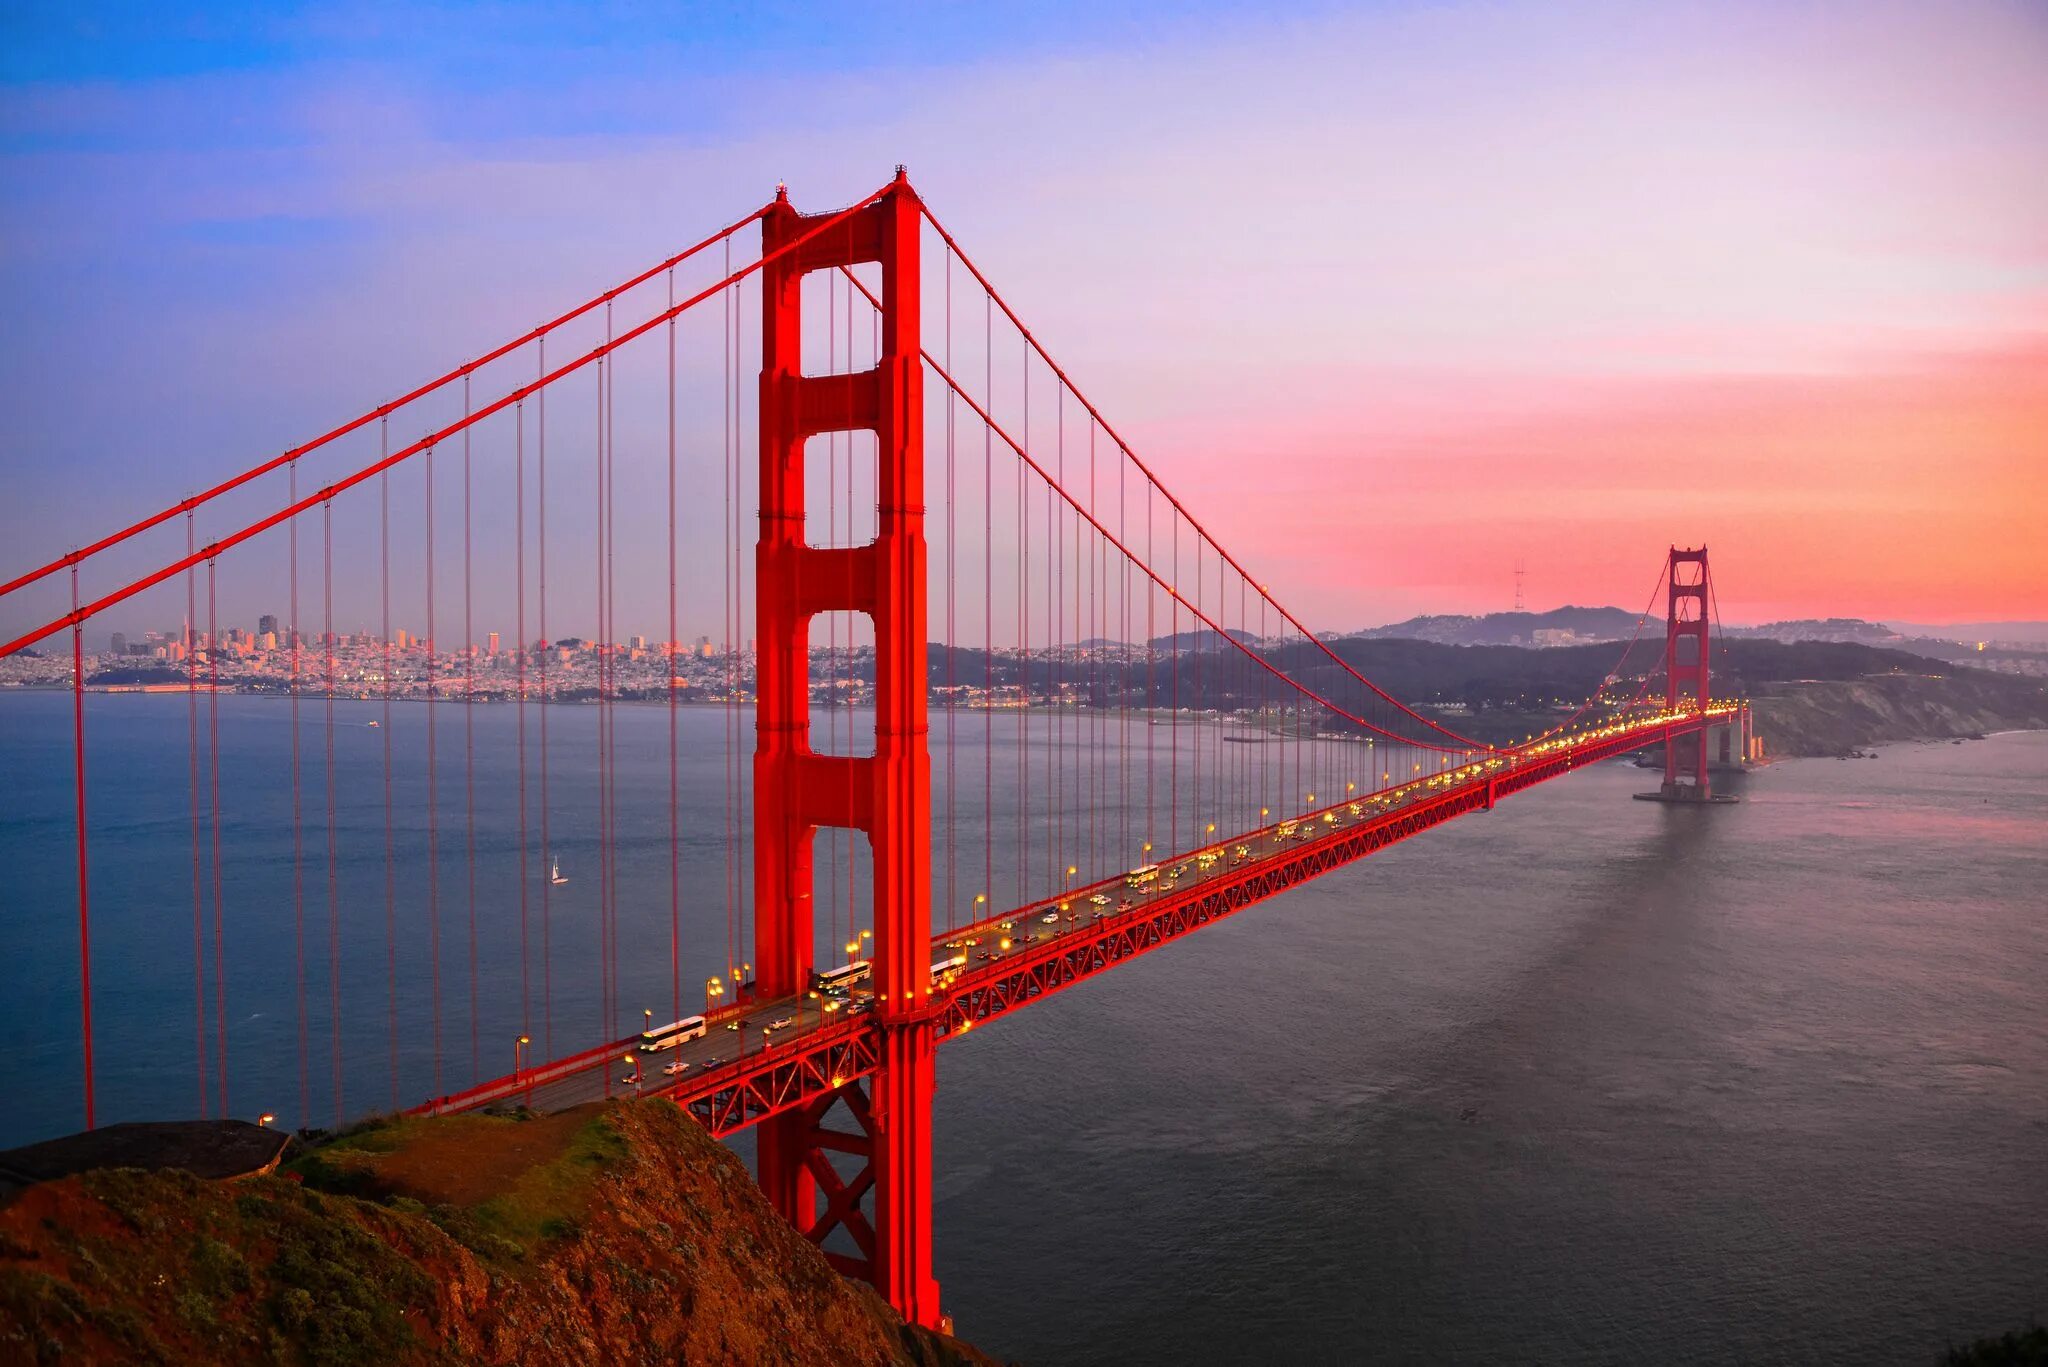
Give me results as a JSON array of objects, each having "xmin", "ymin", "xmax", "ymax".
[{"xmin": 0, "ymin": 171, "xmax": 1748, "ymax": 1328}]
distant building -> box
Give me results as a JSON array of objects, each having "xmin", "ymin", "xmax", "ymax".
[
  {"xmin": 110, "ymin": 632, "xmax": 127, "ymax": 655},
  {"xmin": 258, "ymin": 614, "xmax": 278, "ymax": 637},
  {"xmin": 487, "ymin": 631, "xmax": 500, "ymax": 655}
]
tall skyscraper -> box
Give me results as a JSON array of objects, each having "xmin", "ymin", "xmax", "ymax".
[
  {"xmin": 487, "ymin": 631, "xmax": 500, "ymax": 655},
  {"xmin": 258, "ymin": 613, "xmax": 279, "ymax": 637},
  {"xmin": 110, "ymin": 632, "xmax": 127, "ymax": 655}
]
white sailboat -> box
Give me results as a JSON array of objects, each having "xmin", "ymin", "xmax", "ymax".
[{"xmin": 549, "ymin": 856, "xmax": 568, "ymax": 886}]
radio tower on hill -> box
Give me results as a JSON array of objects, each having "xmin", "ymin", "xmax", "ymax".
[{"xmin": 1514, "ymin": 559, "xmax": 1526, "ymax": 612}]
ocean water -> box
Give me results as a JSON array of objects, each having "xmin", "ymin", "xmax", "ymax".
[{"xmin": 2, "ymin": 695, "xmax": 2043, "ymax": 1363}]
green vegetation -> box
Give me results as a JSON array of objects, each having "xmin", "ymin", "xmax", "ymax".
[{"xmin": 287, "ymin": 1108, "xmax": 628, "ymax": 1266}]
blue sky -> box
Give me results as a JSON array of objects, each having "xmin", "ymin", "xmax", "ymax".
[{"xmin": 3, "ymin": 0, "xmax": 2043, "ymax": 640}]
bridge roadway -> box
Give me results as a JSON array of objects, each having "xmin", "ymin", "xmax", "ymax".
[{"xmin": 416, "ymin": 703, "xmax": 1737, "ymax": 1135}]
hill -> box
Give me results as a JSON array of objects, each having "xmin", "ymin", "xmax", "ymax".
[
  {"xmin": 0, "ymin": 1100, "xmax": 1004, "ymax": 1367},
  {"xmin": 1347, "ymin": 605, "xmax": 1640, "ymax": 646}
]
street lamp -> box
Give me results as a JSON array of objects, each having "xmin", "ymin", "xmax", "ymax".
[
  {"xmin": 516, "ymin": 1034, "xmax": 531, "ymax": 1105},
  {"xmin": 643, "ymin": 1007, "xmax": 653, "ymax": 1037},
  {"xmin": 258, "ymin": 1113, "xmax": 276, "ymax": 1129}
]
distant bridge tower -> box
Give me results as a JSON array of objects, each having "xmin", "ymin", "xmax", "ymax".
[
  {"xmin": 753, "ymin": 171, "xmax": 941, "ymax": 1327},
  {"xmin": 1662, "ymin": 546, "xmax": 1711, "ymax": 798}
]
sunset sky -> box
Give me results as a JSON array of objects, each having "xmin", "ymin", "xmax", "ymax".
[{"xmin": 3, "ymin": 0, "xmax": 2044, "ymax": 632}]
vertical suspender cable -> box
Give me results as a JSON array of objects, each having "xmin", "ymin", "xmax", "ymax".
[
  {"xmin": 668, "ymin": 267, "xmax": 681, "ymax": 1022},
  {"xmin": 207, "ymin": 557, "xmax": 227, "ymax": 1116},
  {"xmin": 723, "ymin": 242, "xmax": 736, "ymax": 984},
  {"xmin": 594, "ymin": 358, "xmax": 608, "ymax": 1064},
  {"xmin": 426, "ymin": 443, "xmax": 441, "ymax": 1099},
  {"xmin": 186, "ymin": 512, "xmax": 207, "ymax": 1117},
  {"xmin": 539, "ymin": 338, "xmax": 553, "ymax": 1056},
  {"xmin": 515, "ymin": 397, "xmax": 531, "ymax": 1037},
  {"xmin": 1171, "ymin": 513, "xmax": 1179, "ymax": 850},
  {"xmin": 1018, "ymin": 348, "xmax": 1028, "ymax": 910},
  {"xmin": 983, "ymin": 293, "xmax": 993, "ymax": 908},
  {"xmin": 463, "ymin": 376, "xmax": 479, "ymax": 1079},
  {"xmin": 944, "ymin": 247, "xmax": 956, "ymax": 932},
  {"xmin": 324, "ymin": 500, "xmax": 341, "ymax": 1123},
  {"xmin": 70, "ymin": 564, "xmax": 95, "ymax": 1130},
  {"xmin": 290, "ymin": 464, "xmax": 307, "ymax": 1127},
  {"xmin": 1048, "ymin": 384, "xmax": 1058, "ymax": 893},
  {"xmin": 603, "ymin": 303, "xmax": 619, "ymax": 1043},
  {"xmin": 380, "ymin": 430, "xmax": 397, "ymax": 1110}
]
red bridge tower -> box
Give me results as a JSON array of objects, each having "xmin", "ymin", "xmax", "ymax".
[
  {"xmin": 1662, "ymin": 546, "xmax": 1712, "ymax": 799},
  {"xmin": 752, "ymin": 171, "xmax": 942, "ymax": 1327}
]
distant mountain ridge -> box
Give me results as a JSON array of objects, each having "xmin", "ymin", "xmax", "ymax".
[
  {"xmin": 1886, "ymin": 620, "xmax": 2048, "ymax": 645},
  {"xmin": 1347, "ymin": 606, "xmax": 1641, "ymax": 647}
]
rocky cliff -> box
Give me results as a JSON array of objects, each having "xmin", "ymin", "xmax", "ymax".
[
  {"xmin": 1749, "ymin": 671, "xmax": 2048, "ymax": 757},
  {"xmin": 0, "ymin": 1100, "xmax": 1007, "ymax": 1367}
]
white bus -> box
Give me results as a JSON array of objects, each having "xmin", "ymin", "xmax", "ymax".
[
  {"xmin": 930, "ymin": 954, "xmax": 968, "ymax": 979},
  {"xmin": 1125, "ymin": 863, "xmax": 1160, "ymax": 889},
  {"xmin": 638, "ymin": 1015, "xmax": 708, "ymax": 1053},
  {"xmin": 813, "ymin": 960, "xmax": 873, "ymax": 995}
]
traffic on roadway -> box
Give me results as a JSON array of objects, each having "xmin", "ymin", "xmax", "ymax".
[{"xmin": 449, "ymin": 703, "xmax": 1732, "ymax": 1118}]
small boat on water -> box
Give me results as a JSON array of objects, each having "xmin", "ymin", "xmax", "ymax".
[
  {"xmin": 367, "ymin": 720, "xmax": 380, "ymax": 728},
  {"xmin": 549, "ymin": 856, "xmax": 568, "ymax": 886}
]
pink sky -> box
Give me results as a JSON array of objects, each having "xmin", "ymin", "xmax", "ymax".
[{"xmin": 4, "ymin": 0, "xmax": 2044, "ymax": 631}]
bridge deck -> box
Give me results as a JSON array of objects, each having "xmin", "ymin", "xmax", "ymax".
[{"xmin": 414, "ymin": 704, "xmax": 1736, "ymax": 1134}]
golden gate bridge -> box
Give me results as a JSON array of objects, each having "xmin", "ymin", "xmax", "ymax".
[{"xmin": 0, "ymin": 170, "xmax": 1747, "ymax": 1328}]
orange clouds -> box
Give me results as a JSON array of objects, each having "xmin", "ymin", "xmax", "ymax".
[{"xmin": 1147, "ymin": 337, "xmax": 2048, "ymax": 626}]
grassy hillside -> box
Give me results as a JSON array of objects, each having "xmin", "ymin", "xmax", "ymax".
[{"xmin": 0, "ymin": 1100, "xmax": 1004, "ymax": 1367}]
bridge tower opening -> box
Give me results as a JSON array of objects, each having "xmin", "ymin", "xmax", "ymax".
[
  {"xmin": 1662, "ymin": 546, "xmax": 1712, "ymax": 799},
  {"xmin": 752, "ymin": 171, "xmax": 942, "ymax": 1327}
]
